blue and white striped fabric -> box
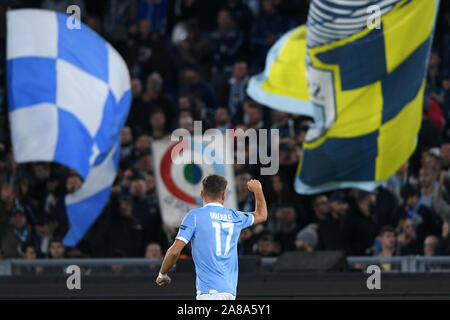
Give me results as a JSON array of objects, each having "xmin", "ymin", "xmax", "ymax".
[
  {"xmin": 307, "ymin": 0, "xmax": 401, "ymax": 48},
  {"xmin": 7, "ymin": 9, "xmax": 131, "ymax": 247}
]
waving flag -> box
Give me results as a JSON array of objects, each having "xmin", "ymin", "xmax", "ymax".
[
  {"xmin": 7, "ymin": 9, "xmax": 131, "ymax": 246},
  {"xmin": 248, "ymin": 0, "xmax": 439, "ymax": 194},
  {"xmin": 247, "ymin": 25, "xmax": 314, "ymax": 117}
]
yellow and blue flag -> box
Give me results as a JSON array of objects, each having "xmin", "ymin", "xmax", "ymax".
[{"xmin": 248, "ymin": 0, "xmax": 440, "ymax": 194}]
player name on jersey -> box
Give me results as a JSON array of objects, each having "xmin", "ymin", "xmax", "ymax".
[{"xmin": 209, "ymin": 212, "xmax": 232, "ymax": 222}]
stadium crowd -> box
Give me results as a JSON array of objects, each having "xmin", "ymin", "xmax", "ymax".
[{"xmin": 0, "ymin": 0, "xmax": 450, "ymax": 271}]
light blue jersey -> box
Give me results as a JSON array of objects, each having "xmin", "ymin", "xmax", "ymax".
[{"xmin": 175, "ymin": 202, "xmax": 254, "ymax": 296}]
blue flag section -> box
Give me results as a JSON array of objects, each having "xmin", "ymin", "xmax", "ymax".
[{"xmin": 7, "ymin": 9, "xmax": 131, "ymax": 246}]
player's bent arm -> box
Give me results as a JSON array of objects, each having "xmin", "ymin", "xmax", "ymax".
[
  {"xmin": 159, "ymin": 239, "xmax": 186, "ymax": 275},
  {"xmin": 252, "ymin": 187, "xmax": 267, "ymax": 225}
]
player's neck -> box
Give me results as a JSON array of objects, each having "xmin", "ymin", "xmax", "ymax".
[{"xmin": 203, "ymin": 198, "xmax": 224, "ymax": 206}]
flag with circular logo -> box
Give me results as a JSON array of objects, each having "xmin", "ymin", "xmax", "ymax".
[{"xmin": 152, "ymin": 136, "xmax": 238, "ymax": 228}]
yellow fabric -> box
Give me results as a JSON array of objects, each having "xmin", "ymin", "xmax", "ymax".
[
  {"xmin": 260, "ymin": 25, "xmax": 310, "ymax": 102},
  {"xmin": 300, "ymin": 0, "xmax": 436, "ymax": 186}
]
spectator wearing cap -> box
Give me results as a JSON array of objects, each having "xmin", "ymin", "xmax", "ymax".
[
  {"xmin": 341, "ymin": 190, "xmax": 379, "ymax": 256},
  {"xmin": 423, "ymin": 147, "xmax": 443, "ymax": 173},
  {"xmin": 317, "ymin": 191, "xmax": 346, "ymax": 251},
  {"xmin": 399, "ymin": 184, "xmax": 442, "ymax": 253},
  {"xmin": 295, "ymin": 225, "xmax": 318, "ymax": 252}
]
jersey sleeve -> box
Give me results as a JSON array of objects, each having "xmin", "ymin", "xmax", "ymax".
[
  {"xmin": 237, "ymin": 211, "xmax": 254, "ymax": 229},
  {"xmin": 175, "ymin": 211, "xmax": 196, "ymax": 244}
]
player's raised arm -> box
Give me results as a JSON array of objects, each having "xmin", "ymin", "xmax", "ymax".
[
  {"xmin": 155, "ymin": 239, "xmax": 186, "ymax": 286},
  {"xmin": 247, "ymin": 179, "xmax": 267, "ymax": 225}
]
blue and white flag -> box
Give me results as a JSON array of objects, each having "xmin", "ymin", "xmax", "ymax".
[{"xmin": 7, "ymin": 9, "xmax": 131, "ymax": 246}]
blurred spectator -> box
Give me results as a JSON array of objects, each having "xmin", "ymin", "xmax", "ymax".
[
  {"xmin": 236, "ymin": 172, "xmax": 254, "ymax": 212},
  {"xmin": 130, "ymin": 177, "xmax": 167, "ymax": 249},
  {"xmin": 250, "ymin": 0, "xmax": 296, "ymax": 71},
  {"xmin": 396, "ymin": 218, "xmax": 420, "ymax": 255},
  {"xmin": 144, "ymin": 242, "xmax": 163, "ymax": 259},
  {"xmin": 238, "ymin": 227, "xmax": 256, "ymax": 255},
  {"xmin": 179, "ymin": 64, "xmax": 217, "ymax": 110},
  {"xmin": 130, "ymin": 72, "xmax": 175, "ymax": 133},
  {"xmin": 376, "ymin": 226, "xmax": 398, "ymax": 272},
  {"xmin": 244, "ymin": 101, "xmax": 266, "ymax": 130},
  {"xmin": 120, "ymin": 126, "xmax": 135, "ymax": 165},
  {"xmin": 310, "ymin": 194, "xmax": 330, "ymax": 223},
  {"xmin": 138, "ymin": 0, "xmax": 170, "ymax": 36},
  {"xmin": 174, "ymin": 19, "xmax": 214, "ymax": 79},
  {"xmin": 435, "ymin": 220, "xmax": 450, "ymax": 255},
  {"xmin": 424, "ymin": 235, "xmax": 439, "ymax": 257},
  {"xmin": 266, "ymin": 174, "xmax": 294, "ymax": 213},
  {"xmin": 106, "ymin": 196, "xmax": 143, "ymax": 257},
  {"xmin": 210, "ymin": 10, "xmax": 244, "ymax": 76},
  {"xmin": 227, "ymin": 61, "xmax": 249, "ymax": 118},
  {"xmin": 271, "ymin": 111, "xmax": 295, "ymax": 138},
  {"xmin": 274, "ymin": 205, "xmax": 298, "ymax": 252},
  {"xmin": 214, "ymin": 106, "xmax": 235, "ymax": 134},
  {"xmin": 341, "ymin": 190, "xmax": 378, "ymax": 256},
  {"xmin": 295, "ymin": 224, "xmax": 318, "ymax": 252},
  {"xmin": 1, "ymin": 209, "xmax": 36, "ymax": 258},
  {"xmin": 127, "ymin": 20, "xmax": 174, "ymax": 83},
  {"xmin": 419, "ymin": 167, "xmax": 439, "ymax": 209},
  {"xmin": 257, "ymin": 234, "xmax": 279, "ymax": 257},
  {"xmin": 225, "ymin": 0, "xmax": 254, "ymax": 38},
  {"xmin": 35, "ymin": 215, "xmax": 59, "ymax": 257},
  {"xmin": 20, "ymin": 242, "xmax": 43, "ymax": 275},
  {"xmin": 149, "ymin": 107, "xmax": 171, "ymax": 140},
  {"xmin": 400, "ymin": 184, "xmax": 442, "ymax": 252},
  {"xmin": 317, "ymin": 191, "xmax": 346, "ymax": 251},
  {"xmin": 384, "ymin": 162, "xmax": 418, "ymax": 205},
  {"xmin": 373, "ymin": 186, "xmax": 399, "ymax": 230},
  {"xmin": 441, "ymin": 142, "xmax": 450, "ymax": 170},
  {"xmin": 48, "ymin": 238, "xmax": 66, "ymax": 259}
]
